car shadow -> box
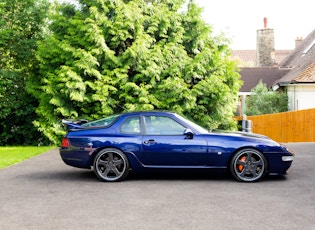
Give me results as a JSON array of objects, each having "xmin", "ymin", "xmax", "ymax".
[
  {"xmin": 21, "ymin": 168, "xmax": 288, "ymax": 183},
  {"xmin": 126, "ymin": 171, "xmax": 288, "ymax": 182},
  {"xmin": 264, "ymin": 174, "xmax": 288, "ymax": 182},
  {"xmin": 127, "ymin": 169, "xmax": 234, "ymax": 182}
]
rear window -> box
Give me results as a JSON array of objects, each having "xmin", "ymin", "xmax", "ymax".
[{"xmin": 81, "ymin": 114, "xmax": 120, "ymax": 127}]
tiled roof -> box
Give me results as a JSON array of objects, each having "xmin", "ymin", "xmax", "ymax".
[
  {"xmin": 275, "ymin": 29, "xmax": 315, "ymax": 85},
  {"xmin": 231, "ymin": 50, "xmax": 291, "ymax": 67},
  {"xmin": 239, "ymin": 67, "xmax": 290, "ymax": 92},
  {"xmin": 274, "ymin": 50, "xmax": 293, "ymax": 65},
  {"xmin": 280, "ymin": 29, "xmax": 315, "ymax": 68},
  {"xmin": 293, "ymin": 61, "xmax": 315, "ymax": 82}
]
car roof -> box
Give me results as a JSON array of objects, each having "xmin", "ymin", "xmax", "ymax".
[{"xmin": 121, "ymin": 110, "xmax": 176, "ymax": 116}]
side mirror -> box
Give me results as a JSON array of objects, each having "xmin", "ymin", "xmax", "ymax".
[{"xmin": 183, "ymin": 128, "xmax": 194, "ymax": 139}]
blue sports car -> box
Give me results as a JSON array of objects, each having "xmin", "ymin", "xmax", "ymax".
[{"xmin": 60, "ymin": 111, "xmax": 294, "ymax": 182}]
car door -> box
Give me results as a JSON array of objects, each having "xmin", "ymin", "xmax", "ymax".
[{"xmin": 141, "ymin": 115, "xmax": 208, "ymax": 166}]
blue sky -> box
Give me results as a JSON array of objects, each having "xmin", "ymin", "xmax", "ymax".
[{"xmin": 195, "ymin": 0, "xmax": 315, "ymax": 50}]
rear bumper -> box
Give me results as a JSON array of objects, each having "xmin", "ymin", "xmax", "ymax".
[{"xmin": 59, "ymin": 148, "xmax": 92, "ymax": 169}]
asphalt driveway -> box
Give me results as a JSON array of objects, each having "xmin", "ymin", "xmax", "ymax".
[{"xmin": 0, "ymin": 143, "xmax": 314, "ymax": 230}]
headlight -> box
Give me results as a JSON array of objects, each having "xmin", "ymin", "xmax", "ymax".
[{"xmin": 282, "ymin": 156, "xmax": 294, "ymax": 161}]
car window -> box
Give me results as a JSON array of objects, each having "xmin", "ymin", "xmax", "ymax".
[
  {"xmin": 81, "ymin": 114, "xmax": 120, "ymax": 127},
  {"xmin": 120, "ymin": 116, "xmax": 141, "ymax": 134},
  {"xmin": 144, "ymin": 115, "xmax": 186, "ymax": 135}
]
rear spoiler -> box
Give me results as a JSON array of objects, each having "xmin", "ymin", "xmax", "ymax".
[{"xmin": 62, "ymin": 119, "xmax": 89, "ymax": 131}]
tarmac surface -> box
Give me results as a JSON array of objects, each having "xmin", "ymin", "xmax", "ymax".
[{"xmin": 0, "ymin": 143, "xmax": 315, "ymax": 230}]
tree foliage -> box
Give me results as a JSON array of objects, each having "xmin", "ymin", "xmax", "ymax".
[
  {"xmin": 32, "ymin": 0, "xmax": 241, "ymax": 144},
  {"xmin": 0, "ymin": 0, "xmax": 50, "ymax": 145},
  {"xmin": 245, "ymin": 80, "xmax": 288, "ymax": 116}
]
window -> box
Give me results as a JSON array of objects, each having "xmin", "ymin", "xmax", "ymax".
[
  {"xmin": 144, "ymin": 116, "xmax": 186, "ymax": 135},
  {"xmin": 301, "ymin": 39, "xmax": 315, "ymax": 57},
  {"xmin": 120, "ymin": 116, "xmax": 140, "ymax": 134},
  {"xmin": 81, "ymin": 114, "xmax": 120, "ymax": 127}
]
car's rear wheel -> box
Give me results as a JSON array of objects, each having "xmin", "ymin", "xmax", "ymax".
[
  {"xmin": 230, "ymin": 148, "xmax": 267, "ymax": 182},
  {"xmin": 94, "ymin": 148, "xmax": 129, "ymax": 182}
]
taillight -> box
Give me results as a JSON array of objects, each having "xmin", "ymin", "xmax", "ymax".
[{"xmin": 62, "ymin": 138, "xmax": 70, "ymax": 148}]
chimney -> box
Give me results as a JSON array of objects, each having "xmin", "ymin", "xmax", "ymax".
[
  {"xmin": 295, "ymin": 37, "xmax": 303, "ymax": 48},
  {"xmin": 263, "ymin": 17, "xmax": 268, "ymax": 29},
  {"xmin": 256, "ymin": 17, "xmax": 275, "ymax": 67}
]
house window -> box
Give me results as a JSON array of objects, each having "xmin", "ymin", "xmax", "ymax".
[{"xmin": 301, "ymin": 39, "xmax": 315, "ymax": 57}]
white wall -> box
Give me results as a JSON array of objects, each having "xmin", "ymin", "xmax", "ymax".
[{"xmin": 287, "ymin": 84, "xmax": 315, "ymax": 111}]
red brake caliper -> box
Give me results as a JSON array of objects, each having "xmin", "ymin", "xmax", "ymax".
[{"xmin": 237, "ymin": 156, "xmax": 247, "ymax": 172}]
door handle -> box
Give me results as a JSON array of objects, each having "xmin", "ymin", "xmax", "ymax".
[{"xmin": 143, "ymin": 139, "xmax": 156, "ymax": 144}]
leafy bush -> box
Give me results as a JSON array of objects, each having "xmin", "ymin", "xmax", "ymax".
[
  {"xmin": 0, "ymin": 0, "xmax": 50, "ymax": 145},
  {"xmin": 245, "ymin": 80, "xmax": 288, "ymax": 116}
]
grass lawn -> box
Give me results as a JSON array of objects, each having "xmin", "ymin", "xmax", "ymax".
[{"xmin": 0, "ymin": 146, "xmax": 56, "ymax": 169}]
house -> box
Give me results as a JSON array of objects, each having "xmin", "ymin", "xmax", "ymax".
[
  {"xmin": 236, "ymin": 67, "xmax": 289, "ymax": 115},
  {"xmin": 273, "ymin": 29, "xmax": 315, "ymax": 111},
  {"xmin": 239, "ymin": 67, "xmax": 290, "ymax": 93},
  {"xmin": 232, "ymin": 17, "xmax": 315, "ymax": 115},
  {"xmin": 232, "ymin": 18, "xmax": 292, "ymax": 115},
  {"xmin": 232, "ymin": 50, "xmax": 291, "ymax": 68},
  {"xmin": 232, "ymin": 18, "xmax": 292, "ymax": 68}
]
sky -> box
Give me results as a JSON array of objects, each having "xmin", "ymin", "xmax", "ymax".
[
  {"xmin": 194, "ymin": 0, "xmax": 315, "ymax": 50},
  {"xmin": 60, "ymin": 0, "xmax": 315, "ymax": 50}
]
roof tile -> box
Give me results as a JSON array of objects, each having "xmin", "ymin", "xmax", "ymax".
[
  {"xmin": 293, "ymin": 61, "xmax": 315, "ymax": 82},
  {"xmin": 231, "ymin": 50, "xmax": 291, "ymax": 67}
]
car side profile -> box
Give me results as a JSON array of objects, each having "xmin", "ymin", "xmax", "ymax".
[{"xmin": 60, "ymin": 111, "xmax": 294, "ymax": 182}]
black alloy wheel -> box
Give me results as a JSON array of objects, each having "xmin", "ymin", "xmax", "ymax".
[
  {"xmin": 230, "ymin": 148, "xmax": 267, "ymax": 182},
  {"xmin": 94, "ymin": 148, "xmax": 129, "ymax": 182}
]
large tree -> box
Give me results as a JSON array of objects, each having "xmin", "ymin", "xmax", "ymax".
[
  {"xmin": 0, "ymin": 0, "xmax": 49, "ymax": 145},
  {"xmin": 32, "ymin": 0, "xmax": 241, "ymax": 144}
]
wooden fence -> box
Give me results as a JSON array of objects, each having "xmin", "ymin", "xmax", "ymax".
[{"xmin": 236, "ymin": 108, "xmax": 315, "ymax": 143}]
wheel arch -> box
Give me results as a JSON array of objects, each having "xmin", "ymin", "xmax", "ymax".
[{"xmin": 89, "ymin": 146, "xmax": 138, "ymax": 170}]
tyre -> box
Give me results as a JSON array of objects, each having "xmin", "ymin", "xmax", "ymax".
[
  {"xmin": 93, "ymin": 148, "xmax": 129, "ymax": 182},
  {"xmin": 230, "ymin": 148, "xmax": 267, "ymax": 182}
]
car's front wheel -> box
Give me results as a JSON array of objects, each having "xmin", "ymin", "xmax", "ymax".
[
  {"xmin": 93, "ymin": 148, "xmax": 129, "ymax": 182},
  {"xmin": 230, "ymin": 148, "xmax": 267, "ymax": 182}
]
